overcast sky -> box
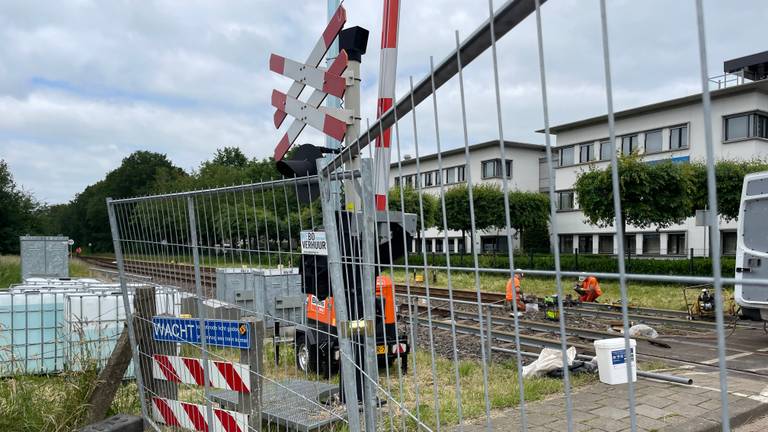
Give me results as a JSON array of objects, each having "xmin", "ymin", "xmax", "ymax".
[{"xmin": 1, "ymin": 0, "xmax": 766, "ymax": 204}]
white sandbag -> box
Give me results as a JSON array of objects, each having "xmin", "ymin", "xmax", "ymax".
[
  {"xmin": 522, "ymin": 346, "xmax": 577, "ymax": 378},
  {"xmin": 628, "ymin": 324, "xmax": 658, "ymax": 339}
]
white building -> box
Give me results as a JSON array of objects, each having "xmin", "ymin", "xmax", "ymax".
[
  {"xmin": 547, "ymin": 77, "xmax": 768, "ymax": 257},
  {"xmin": 389, "ymin": 140, "xmax": 546, "ymax": 253}
]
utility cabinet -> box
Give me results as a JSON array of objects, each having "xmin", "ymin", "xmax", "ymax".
[
  {"xmin": 20, "ymin": 236, "xmax": 69, "ymax": 281},
  {"xmin": 215, "ymin": 268, "xmax": 304, "ymax": 328}
]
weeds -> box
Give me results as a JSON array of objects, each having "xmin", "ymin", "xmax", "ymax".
[{"xmin": 0, "ymin": 361, "xmax": 140, "ymax": 432}]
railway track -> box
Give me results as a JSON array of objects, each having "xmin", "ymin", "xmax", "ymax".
[
  {"xmin": 80, "ymin": 257, "xmax": 752, "ymax": 332},
  {"xmin": 394, "ymin": 283, "xmax": 757, "ymax": 331}
]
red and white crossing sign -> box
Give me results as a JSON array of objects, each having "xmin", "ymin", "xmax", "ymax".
[{"xmin": 270, "ymin": 4, "xmax": 351, "ymax": 161}]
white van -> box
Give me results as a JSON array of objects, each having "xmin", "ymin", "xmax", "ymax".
[{"xmin": 734, "ymin": 170, "xmax": 768, "ymax": 321}]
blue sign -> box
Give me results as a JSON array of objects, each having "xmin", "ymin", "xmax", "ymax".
[
  {"xmin": 611, "ymin": 348, "xmax": 635, "ymax": 366},
  {"xmin": 152, "ymin": 317, "xmax": 250, "ymax": 349}
]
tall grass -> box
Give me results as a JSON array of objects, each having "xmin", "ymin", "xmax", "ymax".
[
  {"xmin": 0, "ymin": 256, "xmax": 91, "ymax": 289},
  {"xmin": 0, "ymin": 361, "xmax": 140, "ymax": 432}
]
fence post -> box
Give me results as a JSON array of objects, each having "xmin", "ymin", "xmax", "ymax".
[
  {"xmin": 316, "ymin": 160, "xmax": 362, "ymax": 431},
  {"xmin": 239, "ymin": 317, "xmax": 264, "ymax": 429},
  {"xmin": 689, "ymin": 247, "xmax": 694, "ymax": 274},
  {"xmin": 359, "ymin": 159, "xmax": 380, "ymax": 429},
  {"xmin": 485, "ymin": 306, "xmax": 493, "ymax": 360},
  {"xmin": 105, "ymin": 198, "xmax": 151, "ymax": 423},
  {"xmin": 186, "ymin": 196, "xmax": 215, "ymax": 429}
]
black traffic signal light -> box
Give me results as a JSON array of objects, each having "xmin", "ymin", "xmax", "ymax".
[{"xmin": 276, "ymin": 143, "xmax": 326, "ymax": 203}]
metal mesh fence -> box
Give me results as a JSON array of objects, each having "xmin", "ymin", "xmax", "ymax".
[{"xmin": 103, "ymin": 0, "xmax": 768, "ymax": 431}]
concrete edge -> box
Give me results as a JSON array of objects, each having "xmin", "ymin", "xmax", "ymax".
[{"xmin": 660, "ymin": 398, "xmax": 768, "ymax": 432}]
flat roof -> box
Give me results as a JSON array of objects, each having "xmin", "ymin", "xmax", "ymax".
[
  {"xmin": 541, "ymin": 79, "xmax": 768, "ymax": 134},
  {"xmin": 390, "ymin": 140, "xmax": 545, "ymax": 167}
]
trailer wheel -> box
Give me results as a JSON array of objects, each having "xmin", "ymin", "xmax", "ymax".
[{"xmin": 295, "ymin": 334, "xmax": 316, "ymax": 374}]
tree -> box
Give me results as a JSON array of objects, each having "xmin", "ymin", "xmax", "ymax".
[
  {"xmin": 388, "ymin": 186, "xmax": 438, "ymax": 251},
  {"xmin": 575, "ymin": 155, "xmax": 695, "ymax": 250},
  {"xmin": 442, "ymin": 184, "xmax": 504, "ymax": 254},
  {"xmin": 210, "ymin": 147, "xmax": 248, "ymax": 168},
  {"xmin": 507, "ymin": 191, "xmax": 550, "ymax": 252},
  {"xmin": 688, "ymin": 159, "xmax": 768, "ymax": 221},
  {"xmin": 0, "ymin": 160, "xmax": 39, "ymax": 253}
]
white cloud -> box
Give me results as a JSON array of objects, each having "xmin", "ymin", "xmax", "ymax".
[{"xmin": 0, "ymin": 0, "xmax": 767, "ymax": 203}]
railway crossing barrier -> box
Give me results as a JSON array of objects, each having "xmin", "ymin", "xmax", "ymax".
[{"xmin": 102, "ymin": 0, "xmax": 768, "ymax": 431}]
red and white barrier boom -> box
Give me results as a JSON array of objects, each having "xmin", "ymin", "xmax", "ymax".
[
  {"xmin": 374, "ymin": 0, "xmax": 401, "ymax": 211},
  {"xmin": 271, "ymin": 4, "xmax": 349, "ymax": 161}
]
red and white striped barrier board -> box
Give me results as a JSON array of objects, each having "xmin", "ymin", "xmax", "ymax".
[
  {"xmin": 273, "ymin": 50, "xmax": 349, "ymax": 161},
  {"xmin": 269, "ymin": 53, "xmax": 347, "ymax": 99},
  {"xmin": 273, "ymin": 4, "xmax": 346, "ymax": 130},
  {"xmin": 374, "ymin": 0, "xmax": 401, "ymax": 211},
  {"xmin": 152, "ymin": 397, "xmax": 248, "ymax": 432},
  {"xmin": 271, "ymin": 90, "xmax": 349, "ymax": 142},
  {"xmin": 152, "ymin": 354, "xmax": 251, "ymax": 393}
]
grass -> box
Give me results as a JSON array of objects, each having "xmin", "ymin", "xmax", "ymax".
[
  {"xmin": 0, "ymin": 362, "xmax": 140, "ymax": 432},
  {"xmin": 389, "ymin": 268, "xmax": 728, "ymax": 311},
  {"xmin": 0, "ymin": 256, "xmax": 91, "ymax": 289},
  {"xmin": 178, "ymin": 341, "xmax": 594, "ymax": 431}
]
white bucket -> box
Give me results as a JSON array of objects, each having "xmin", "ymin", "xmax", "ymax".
[{"xmin": 593, "ymin": 338, "xmax": 637, "ymax": 385}]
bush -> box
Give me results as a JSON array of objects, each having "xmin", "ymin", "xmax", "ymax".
[{"xmin": 398, "ymin": 253, "xmax": 736, "ymax": 279}]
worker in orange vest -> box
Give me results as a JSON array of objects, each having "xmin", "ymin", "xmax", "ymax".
[
  {"xmin": 574, "ymin": 273, "xmax": 602, "ymax": 303},
  {"xmin": 505, "ymin": 269, "xmax": 526, "ymax": 312}
]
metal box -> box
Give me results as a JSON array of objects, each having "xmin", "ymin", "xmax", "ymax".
[
  {"xmin": 20, "ymin": 236, "xmax": 69, "ymax": 280},
  {"xmin": 215, "ymin": 268, "xmax": 304, "ymax": 328}
]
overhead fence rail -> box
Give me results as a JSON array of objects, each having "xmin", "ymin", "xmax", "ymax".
[{"xmin": 104, "ymin": 0, "xmax": 767, "ymax": 431}]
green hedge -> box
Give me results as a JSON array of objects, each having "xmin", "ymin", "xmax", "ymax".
[{"xmin": 397, "ymin": 253, "xmax": 736, "ymax": 278}]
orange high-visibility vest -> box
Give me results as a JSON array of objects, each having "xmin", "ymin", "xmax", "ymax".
[{"xmin": 506, "ymin": 275, "xmax": 522, "ymax": 302}]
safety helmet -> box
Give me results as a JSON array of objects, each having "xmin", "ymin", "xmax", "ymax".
[
  {"xmin": 515, "ymin": 268, "xmax": 524, "ymax": 278},
  {"xmin": 578, "ymin": 272, "xmax": 587, "ymax": 282}
]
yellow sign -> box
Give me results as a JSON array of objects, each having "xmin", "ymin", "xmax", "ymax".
[{"xmin": 376, "ymin": 345, "xmax": 387, "ymax": 354}]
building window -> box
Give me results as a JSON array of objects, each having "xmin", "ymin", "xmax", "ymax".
[
  {"xmin": 444, "ymin": 167, "xmax": 455, "ymax": 184},
  {"xmin": 724, "ymin": 112, "xmax": 768, "ymax": 141},
  {"xmin": 557, "ymin": 190, "xmax": 575, "ymax": 211},
  {"xmin": 598, "ymin": 235, "xmax": 614, "ymax": 254},
  {"xmin": 670, "ymin": 125, "xmax": 688, "ymax": 149},
  {"xmin": 645, "ymin": 130, "xmax": 663, "ymax": 153},
  {"xmin": 725, "ymin": 114, "xmax": 751, "ymax": 141},
  {"xmin": 435, "ymin": 238, "xmax": 444, "ymax": 253},
  {"xmin": 579, "ymin": 143, "xmax": 593, "ymax": 163},
  {"xmin": 559, "ymin": 235, "xmax": 573, "ymax": 254},
  {"xmin": 444, "ymin": 165, "xmax": 466, "ymax": 184},
  {"xmin": 481, "ymin": 236, "xmax": 507, "ymax": 253},
  {"xmin": 481, "ymin": 159, "xmax": 512, "ymax": 179},
  {"xmin": 404, "ymin": 175, "xmax": 414, "ymax": 188},
  {"xmin": 559, "ymin": 147, "xmax": 574, "ymax": 166},
  {"xmin": 394, "ymin": 177, "xmax": 400, "ymax": 187},
  {"xmin": 621, "ymin": 135, "xmax": 638, "ymax": 155},
  {"xmin": 642, "ymin": 233, "xmax": 660, "ymax": 255},
  {"xmin": 757, "ymin": 114, "xmax": 768, "ymax": 139},
  {"xmin": 721, "ymin": 231, "xmax": 737, "ymax": 256},
  {"xmin": 599, "ymin": 141, "xmax": 613, "ymax": 161},
  {"xmin": 578, "ymin": 235, "xmax": 593, "ymax": 254},
  {"xmin": 624, "ymin": 234, "xmax": 637, "ymax": 255},
  {"xmin": 422, "ymin": 171, "xmax": 433, "ymax": 187},
  {"xmin": 667, "ymin": 233, "xmax": 686, "ymax": 255}
]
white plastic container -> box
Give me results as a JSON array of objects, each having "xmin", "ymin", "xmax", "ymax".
[{"xmin": 593, "ymin": 338, "xmax": 637, "ymax": 385}]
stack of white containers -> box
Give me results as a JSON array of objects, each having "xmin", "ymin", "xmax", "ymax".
[{"xmin": 0, "ymin": 278, "xmax": 182, "ymax": 376}]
